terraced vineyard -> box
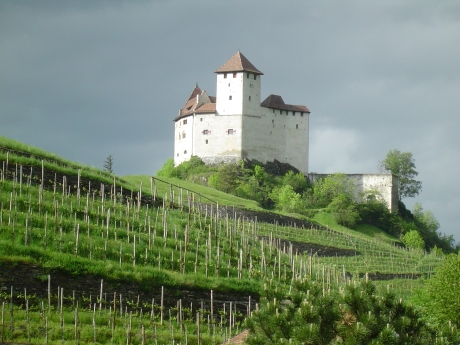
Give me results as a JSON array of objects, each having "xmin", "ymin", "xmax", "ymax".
[{"xmin": 0, "ymin": 137, "xmax": 446, "ymax": 344}]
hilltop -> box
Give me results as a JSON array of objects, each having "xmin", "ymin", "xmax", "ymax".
[{"xmin": 0, "ymin": 136, "xmax": 452, "ymax": 344}]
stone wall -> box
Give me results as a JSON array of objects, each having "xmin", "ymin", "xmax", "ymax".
[{"xmin": 308, "ymin": 173, "xmax": 399, "ymax": 212}]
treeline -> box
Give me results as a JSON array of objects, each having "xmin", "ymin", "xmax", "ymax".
[{"xmin": 157, "ymin": 157, "xmax": 455, "ymax": 253}]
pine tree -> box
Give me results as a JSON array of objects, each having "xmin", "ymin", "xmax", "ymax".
[{"xmin": 103, "ymin": 155, "xmax": 113, "ymax": 173}]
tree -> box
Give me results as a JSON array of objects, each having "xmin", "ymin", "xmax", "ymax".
[
  {"xmin": 282, "ymin": 171, "xmax": 308, "ymax": 194},
  {"xmin": 380, "ymin": 149, "xmax": 422, "ymax": 200},
  {"xmin": 413, "ymin": 203, "xmax": 440, "ymax": 233},
  {"xmin": 245, "ymin": 278, "xmax": 435, "ymax": 344},
  {"xmin": 103, "ymin": 155, "xmax": 113, "ymax": 173},
  {"xmin": 275, "ymin": 185, "xmax": 304, "ymax": 213},
  {"xmin": 414, "ymin": 253, "xmax": 460, "ymax": 331},
  {"xmin": 403, "ymin": 230, "xmax": 425, "ymax": 250},
  {"xmin": 208, "ymin": 163, "xmax": 241, "ymax": 193},
  {"xmin": 156, "ymin": 158, "xmax": 175, "ymax": 178},
  {"xmin": 312, "ymin": 173, "xmax": 355, "ymax": 207},
  {"xmin": 327, "ymin": 194, "xmax": 360, "ymax": 228}
]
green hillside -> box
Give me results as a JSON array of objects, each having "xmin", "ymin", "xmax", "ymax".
[{"xmin": 0, "ymin": 137, "xmax": 453, "ymax": 344}]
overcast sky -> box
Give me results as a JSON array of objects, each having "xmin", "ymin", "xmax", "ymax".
[{"xmin": 1, "ymin": 0, "xmax": 459, "ymax": 243}]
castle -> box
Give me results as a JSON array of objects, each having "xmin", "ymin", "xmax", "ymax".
[
  {"xmin": 174, "ymin": 52, "xmax": 398, "ymax": 212},
  {"xmin": 174, "ymin": 51, "xmax": 310, "ymax": 174}
]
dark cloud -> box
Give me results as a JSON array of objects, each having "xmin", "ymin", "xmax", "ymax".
[{"xmin": 1, "ymin": 0, "xmax": 459, "ymax": 241}]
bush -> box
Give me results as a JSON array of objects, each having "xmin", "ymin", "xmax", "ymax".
[
  {"xmin": 403, "ymin": 230, "xmax": 425, "ymax": 250},
  {"xmin": 327, "ymin": 194, "xmax": 360, "ymax": 228},
  {"xmin": 156, "ymin": 158, "xmax": 175, "ymax": 178},
  {"xmin": 245, "ymin": 278, "xmax": 436, "ymax": 344}
]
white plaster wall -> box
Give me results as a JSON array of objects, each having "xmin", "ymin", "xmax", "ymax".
[
  {"xmin": 241, "ymin": 108, "xmax": 309, "ymax": 174},
  {"xmin": 242, "ymin": 73, "xmax": 261, "ymax": 116},
  {"xmin": 174, "ymin": 116, "xmax": 194, "ymax": 166},
  {"xmin": 285, "ymin": 111, "xmax": 309, "ymax": 174},
  {"xmin": 216, "ymin": 72, "xmax": 245, "ymax": 115},
  {"xmin": 192, "ymin": 113, "xmax": 242, "ymax": 159}
]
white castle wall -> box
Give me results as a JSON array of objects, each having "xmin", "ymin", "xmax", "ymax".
[{"xmin": 242, "ymin": 109, "xmax": 309, "ymax": 173}]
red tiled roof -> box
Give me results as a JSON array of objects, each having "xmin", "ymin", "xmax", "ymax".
[
  {"xmin": 187, "ymin": 85, "xmax": 202, "ymax": 101},
  {"xmin": 261, "ymin": 94, "xmax": 310, "ymax": 113},
  {"xmin": 215, "ymin": 51, "xmax": 263, "ymax": 75},
  {"xmin": 196, "ymin": 103, "xmax": 216, "ymax": 113},
  {"xmin": 175, "ymin": 86, "xmax": 216, "ymax": 121}
]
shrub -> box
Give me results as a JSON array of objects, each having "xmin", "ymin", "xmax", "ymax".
[{"xmin": 403, "ymin": 230, "xmax": 425, "ymax": 250}]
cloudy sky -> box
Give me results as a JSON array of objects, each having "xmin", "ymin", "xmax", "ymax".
[{"xmin": 1, "ymin": 1, "xmax": 459, "ymax": 242}]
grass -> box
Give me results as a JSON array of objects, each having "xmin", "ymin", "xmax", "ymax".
[
  {"xmin": 0, "ymin": 136, "xmax": 449, "ymax": 343},
  {"xmin": 125, "ymin": 174, "xmax": 265, "ymax": 211}
]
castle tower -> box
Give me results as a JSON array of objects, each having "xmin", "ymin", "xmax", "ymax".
[{"xmin": 214, "ymin": 51, "xmax": 263, "ymax": 116}]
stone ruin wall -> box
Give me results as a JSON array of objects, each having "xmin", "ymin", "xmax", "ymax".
[{"xmin": 308, "ymin": 173, "xmax": 399, "ymax": 212}]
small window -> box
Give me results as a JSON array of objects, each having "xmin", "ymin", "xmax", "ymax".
[
  {"xmin": 280, "ymin": 110, "xmax": 283, "ymax": 115},
  {"xmin": 202, "ymin": 129, "xmax": 210, "ymax": 135},
  {"xmin": 227, "ymin": 129, "xmax": 234, "ymax": 135},
  {"xmin": 247, "ymin": 73, "xmax": 250, "ymax": 79},
  {"xmin": 200, "ymin": 118, "xmax": 203, "ymax": 121},
  {"xmin": 182, "ymin": 132, "xmax": 186, "ymax": 139},
  {"xmin": 228, "ymin": 83, "xmax": 230, "ymax": 87},
  {"xmin": 205, "ymin": 139, "xmax": 208, "ymax": 144},
  {"xmin": 224, "ymin": 73, "xmax": 227, "ymax": 78},
  {"xmin": 183, "ymin": 119, "xmax": 187, "ymax": 125},
  {"xmin": 292, "ymin": 111, "xmax": 295, "ymax": 115},
  {"xmin": 254, "ymin": 75, "xmax": 257, "ymax": 80},
  {"xmin": 176, "ymin": 153, "xmax": 179, "ymax": 157},
  {"xmin": 229, "ymin": 95, "xmax": 232, "ymax": 100},
  {"xmin": 296, "ymin": 124, "xmax": 299, "ymax": 129},
  {"xmin": 272, "ymin": 119, "xmax": 274, "ymax": 123},
  {"xmin": 184, "ymin": 150, "xmax": 187, "ymax": 154},
  {"xmin": 301, "ymin": 112, "xmax": 304, "ymax": 116},
  {"xmin": 249, "ymin": 96, "xmax": 251, "ymax": 101},
  {"xmin": 233, "ymin": 72, "xmax": 237, "ymax": 78}
]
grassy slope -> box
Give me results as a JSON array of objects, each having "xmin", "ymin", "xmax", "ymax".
[
  {"xmin": 1, "ymin": 137, "xmax": 449, "ymax": 345},
  {"xmin": 0, "ymin": 137, "xmax": 444, "ymax": 295}
]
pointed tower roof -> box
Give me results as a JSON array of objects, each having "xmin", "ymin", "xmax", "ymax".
[
  {"xmin": 215, "ymin": 51, "xmax": 263, "ymax": 75},
  {"xmin": 187, "ymin": 85, "xmax": 202, "ymax": 101}
]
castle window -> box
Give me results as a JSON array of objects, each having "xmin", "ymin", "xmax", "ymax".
[
  {"xmin": 280, "ymin": 110, "xmax": 283, "ymax": 115},
  {"xmin": 182, "ymin": 132, "xmax": 186, "ymax": 139},
  {"xmin": 249, "ymin": 96, "xmax": 251, "ymax": 101},
  {"xmin": 177, "ymin": 153, "xmax": 179, "ymax": 157},
  {"xmin": 296, "ymin": 124, "xmax": 299, "ymax": 129},
  {"xmin": 184, "ymin": 150, "xmax": 187, "ymax": 154},
  {"xmin": 233, "ymin": 72, "xmax": 237, "ymax": 78},
  {"xmin": 202, "ymin": 129, "xmax": 210, "ymax": 135},
  {"xmin": 229, "ymin": 95, "xmax": 232, "ymax": 100},
  {"xmin": 205, "ymin": 139, "xmax": 208, "ymax": 144},
  {"xmin": 292, "ymin": 111, "xmax": 295, "ymax": 115},
  {"xmin": 272, "ymin": 119, "xmax": 274, "ymax": 123},
  {"xmin": 224, "ymin": 73, "xmax": 227, "ymax": 78},
  {"xmin": 247, "ymin": 73, "xmax": 249, "ymax": 78},
  {"xmin": 301, "ymin": 112, "xmax": 304, "ymax": 116},
  {"xmin": 183, "ymin": 119, "xmax": 187, "ymax": 125},
  {"xmin": 228, "ymin": 83, "xmax": 230, "ymax": 87},
  {"xmin": 200, "ymin": 118, "xmax": 203, "ymax": 121},
  {"xmin": 254, "ymin": 75, "xmax": 257, "ymax": 80},
  {"xmin": 227, "ymin": 129, "xmax": 235, "ymax": 135}
]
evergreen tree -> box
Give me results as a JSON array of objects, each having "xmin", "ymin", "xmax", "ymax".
[
  {"xmin": 245, "ymin": 278, "xmax": 436, "ymax": 344},
  {"xmin": 103, "ymin": 154, "xmax": 113, "ymax": 173}
]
